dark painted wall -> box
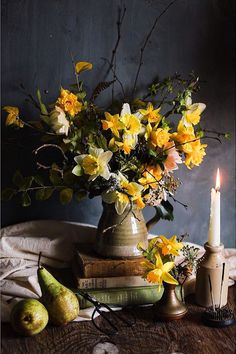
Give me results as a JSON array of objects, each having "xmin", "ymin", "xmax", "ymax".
[{"xmin": 1, "ymin": 0, "xmax": 235, "ymax": 247}]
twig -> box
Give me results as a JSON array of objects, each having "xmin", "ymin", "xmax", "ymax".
[
  {"xmin": 106, "ymin": 6, "xmax": 126, "ymax": 76},
  {"xmin": 102, "ymin": 57, "xmax": 125, "ymax": 99},
  {"xmin": 33, "ymin": 143, "xmax": 68, "ymax": 161},
  {"xmin": 132, "ymin": 0, "xmax": 178, "ymax": 98},
  {"xmin": 68, "ymin": 49, "xmax": 80, "ymax": 90},
  {"xmin": 36, "ymin": 162, "xmax": 63, "ymax": 176},
  {"xmin": 170, "ymin": 195, "xmax": 188, "ymax": 209}
]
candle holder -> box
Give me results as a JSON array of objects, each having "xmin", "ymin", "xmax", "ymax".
[{"xmin": 195, "ymin": 242, "xmax": 229, "ymax": 308}]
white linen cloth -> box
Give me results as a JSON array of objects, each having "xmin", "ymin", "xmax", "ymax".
[{"xmin": 1, "ymin": 220, "xmax": 235, "ymax": 323}]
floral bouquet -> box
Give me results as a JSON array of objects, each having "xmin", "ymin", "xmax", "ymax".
[{"xmin": 2, "ymin": 61, "xmax": 208, "ymax": 221}]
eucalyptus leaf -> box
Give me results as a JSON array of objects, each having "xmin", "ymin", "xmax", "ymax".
[
  {"xmin": 12, "ymin": 171, "xmax": 24, "ymax": 188},
  {"xmin": 21, "ymin": 176, "xmax": 34, "ymax": 191},
  {"xmin": 75, "ymin": 191, "xmax": 87, "ymax": 202},
  {"xmin": 1, "ymin": 188, "xmax": 15, "ymax": 201},
  {"xmin": 49, "ymin": 170, "xmax": 63, "ymax": 185},
  {"xmin": 21, "ymin": 192, "xmax": 31, "ymax": 207},
  {"xmin": 60, "ymin": 188, "xmax": 73, "ymax": 205},
  {"xmin": 34, "ymin": 175, "xmax": 44, "ymax": 186},
  {"xmin": 35, "ymin": 188, "xmax": 54, "ymax": 201}
]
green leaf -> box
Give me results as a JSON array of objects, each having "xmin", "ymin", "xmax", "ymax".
[
  {"xmin": 76, "ymin": 91, "xmax": 86, "ymax": 100},
  {"xmin": 1, "ymin": 188, "xmax": 15, "ymax": 201},
  {"xmin": 35, "ymin": 188, "xmax": 54, "ymax": 201},
  {"xmin": 21, "ymin": 176, "xmax": 34, "ymax": 190},
  {"xmin": 36, "ymin": 89, "xmax": 48, "ymax": 115},
  {"xmin": 75, "ymin": 191, "xmax": 87, "ymax": 202},
  {"xmin": 59, "ymin": 188, "xmax": 73, "ymax": 205},
  {"xmin": 34, "ymin": 175, "xmax": 44, "ymax": 186},
  {"xmin": 155, "ymin": 200, "xmax": 174, "ymax": 221},
  {"xmin": 96, "ymin": 135, "xmax": 108, "ymax": 150},
  {"xmin": 12, "ymin": 170, "xmax": 24, "ymax": 188},
  {"xmin": 21, "ymin": 192, "xmax": 31, "ymax": 207},
  {"xmin": 63, "ymin": 171, "xmax": 77, "ymax": 185},
  {"xmin": 72, "ymin": 165, "xmax": 83, "ymax": 177},
  {"xmin": 148, "ymin": 149, "xmax": 157, "ymax": 157},
  {"xmin": 49, "ymin": 170, "xmax": 63, "ymax": 185}
]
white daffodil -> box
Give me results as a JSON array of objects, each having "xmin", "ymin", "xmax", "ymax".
[
  {"xmin": 182, "ymin": 94, "xmax": 206, "ymax": 127},
  {"xmin": 50, "ymin": 106, "xmax": 70, "ymax": 136},
  {"xmin": 72, "ymin": 147, "xmax": 112, "ymax": 181},
  {"xmin": 102, "ymin": 172, "xmax": 144, "ymax": 215}
]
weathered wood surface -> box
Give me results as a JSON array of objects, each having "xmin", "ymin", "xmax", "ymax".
[{"xmin": 1, "ymin": 286, "xmax": 236, "ymax": 354}]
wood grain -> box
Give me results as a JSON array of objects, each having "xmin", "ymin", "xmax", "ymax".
[{"xmin": 1, "ymin": 286, "xmax": 236, "ymax": 354}]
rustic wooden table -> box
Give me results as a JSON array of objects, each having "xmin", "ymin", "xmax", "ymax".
[{"xmin": 1, "ymin": 286, "xmax": 236, "ymax": 354}]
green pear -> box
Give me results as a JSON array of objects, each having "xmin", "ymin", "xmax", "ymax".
[
  {"xmin": 10, "ymin": 299, "xmax": 48, "ymax": 336},
  {"xmin": 37, "ymin": 266, "xmax": 79, "ymax": 326}
]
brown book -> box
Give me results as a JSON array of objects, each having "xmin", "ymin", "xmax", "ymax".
[{"xmin": 74, "ymin": 243, "xmax": 145, "ymax": 278}]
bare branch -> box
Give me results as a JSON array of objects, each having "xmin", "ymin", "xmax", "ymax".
[
  {"xmin": 106, "ymin": 5, "xmax": 126, "ymax": 76},
  {"xmin": 132, "ymin": 0, "xmax": 178, "ymax": 98},
  {"xmin": 33, "ymin": 143, "xmax": 68, "ymax": 161}
]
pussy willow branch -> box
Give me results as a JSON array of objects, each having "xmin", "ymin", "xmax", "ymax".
[
  {"xmin": 33, "ymin": 144, "xmax": 68, "ymax": 161},
  {"xmin": 132, "ymin": 0, "xmax": 178, "ymax": 98},
  {"xmin": 106, "ymin": 5, "xmax": 126, "ymax": 76}
]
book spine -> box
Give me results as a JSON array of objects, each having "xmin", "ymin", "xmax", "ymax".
[
  {"xmin": 82, "ymin": 261, "xmax": 145, "ymax": 278},
  {"xmin": 75, "ymin": 286, "xmax": 164, "ymax": 309},
  {"xmin": 76, "ymin": 276, "xmax": 150, "ymax": 289}
]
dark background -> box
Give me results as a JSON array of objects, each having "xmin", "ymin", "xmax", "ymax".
[{"xmin": 1, "ymin": 0, "xmax": 235, "ymax": 247}]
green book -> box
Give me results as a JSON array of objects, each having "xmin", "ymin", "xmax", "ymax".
[{"xmin": 73, "ymin": 285, "xmax": 182, "ymax": 309}]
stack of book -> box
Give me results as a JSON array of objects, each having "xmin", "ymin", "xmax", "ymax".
[{"xmin": 72, "ymin": 243, "xmax": 165, "ymax": 309}]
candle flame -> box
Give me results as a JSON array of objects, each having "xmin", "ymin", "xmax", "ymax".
[{"xmin": 215, "ymin": 168, "xmax": 220, "ymax": 191}]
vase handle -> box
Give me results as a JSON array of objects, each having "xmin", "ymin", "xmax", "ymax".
[{"xmin": 145, "ymin": 208, "xmax": 160, "ymax": 232}]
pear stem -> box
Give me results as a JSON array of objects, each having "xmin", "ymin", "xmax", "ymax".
[{"xmin": 38, "ymin": 252, "xmax": 42, "ymax": 268}]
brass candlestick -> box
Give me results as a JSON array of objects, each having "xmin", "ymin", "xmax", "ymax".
[{"xmin": 195, "ymin": 243, "xmax": 229, "ymax": 308}]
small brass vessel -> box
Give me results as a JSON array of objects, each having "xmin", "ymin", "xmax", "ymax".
[{"xmin": 153, "ymin": 283, "xmax": 188, "ymax": 321}]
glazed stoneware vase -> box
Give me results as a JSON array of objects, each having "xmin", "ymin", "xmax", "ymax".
[
  {"xmin": 95, "ymin": 202, "xmax": 151, "ymax": 259},
  {"xmin": 152, "ymin": 283, "xmax": 188, "ymax": 321}
]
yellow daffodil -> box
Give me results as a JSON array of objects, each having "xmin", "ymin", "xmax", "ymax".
[
  {"xmin": 138, "ymin": 165, "xmax": 162, "ymax": 190},
  {"xmin": 142, "ymin": 252, "xmax": 178, "ymax": 286},
  {"xmin": 139, "ymin": 102, "xmax": 162, "ymax": 123},
  {"xmin": 172, "ymin": 119, "xmax": 196, "ymax": 153},
  {"xmin": 50, "ymin": 106, "xmax": 70, "ymax": 135},
  {"xmin": 101, "ymin": 112, "xmax": 123, "ymax": 137},
  {"xmin": 120, "ymin": 103, "xmax": 142, "ymax": 135},
  {"xmin": 150, "ymin": 128, "xmax": 170, "ymax": 148},
  {"xmin": 157, "ymin": 235, "xmax": 183, "ymax": 256},
  {"xmin": 184, "ymin": 140, "xmax": 207, "ymax": 169},
  {"xmin": 3, "ymin": 106, "xmax": 24, "ymax": 128},
  {"xmin": 57, "ymin": 88, "xmax": 82, "ymax": 117},
  {"xmin": 73, "ymin": 147, "xmax": 112, "ymax": 181},
  {"xmin": 115, "ymin": 134, "xmax": 137, "ymax": 155},
  {"xmin": 182, "ymin": 95, "xmax": 206, "ymax": 126},
  {"xmin": 75, "ymin": 61, "xmax": 93, "ymax": 74},
  {"xmin": 102, "ymin": 172, "xmax": 144, "ymax": 214}
]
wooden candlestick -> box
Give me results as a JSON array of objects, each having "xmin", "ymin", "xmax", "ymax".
[{"xmin": 195, "ymin": 243, "xmax": 229, "ymax": 308}]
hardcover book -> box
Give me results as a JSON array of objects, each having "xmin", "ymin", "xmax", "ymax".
[
  {"xmin": 74, "ymin": 243, "xmax": 145, "ymax": 278},
  {"xmin": 73, "ymin": 272, "xmax": 150, "ymax": 289}
]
